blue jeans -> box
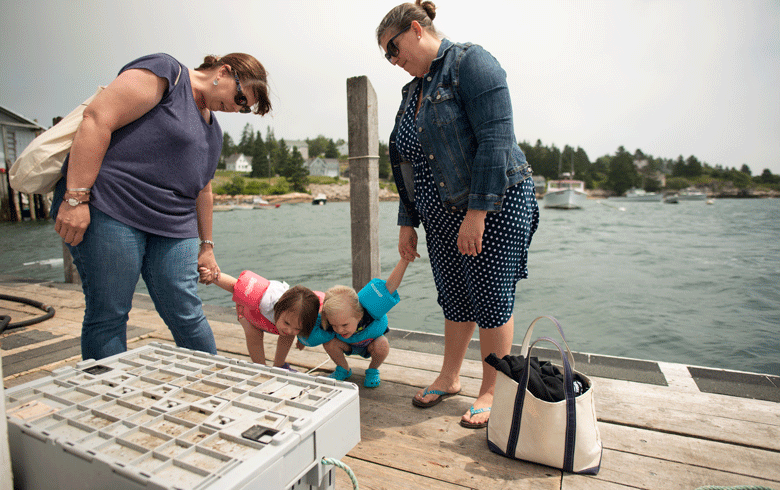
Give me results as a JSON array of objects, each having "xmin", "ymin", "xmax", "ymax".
[{"xmin": 63, "ymin": 206, "xmax": 217, "ymax": 360}]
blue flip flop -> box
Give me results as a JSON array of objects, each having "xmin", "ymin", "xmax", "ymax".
[
  {"xmin": 412, "ymin": 387, "xmax": 461, "ymax": 408},
  {"xmin": 460, "ymin": 405, "xmax": 491, "ymax": 429},
  {"xmin": 364, "ymin": 368, "xmax": 381, "ymax": 388}
]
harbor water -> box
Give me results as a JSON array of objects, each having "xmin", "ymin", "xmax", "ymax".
[{"xmin": 2, "ymin": 198, "xmax": 778, "ymax": 376}]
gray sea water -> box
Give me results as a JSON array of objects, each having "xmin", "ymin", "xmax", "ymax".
[{"xmin": 2, "ymin": 198, "xmax": 778, "ymax": 375}]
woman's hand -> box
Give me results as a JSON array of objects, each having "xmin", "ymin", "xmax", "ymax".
[
  {"xmin": 457, "ymin": 210, "xmax": 487, "ymax": 256},
  {"xmin": 198, "ymin": 245, "xmax": 220, "ymax": 284},
  {"xmin": 398, "ymin": 226, "xmax": 421, "ymax": 262},
  {"xmin": 55, "ymin": 205, "xmax": 91, "ymax": 246}
]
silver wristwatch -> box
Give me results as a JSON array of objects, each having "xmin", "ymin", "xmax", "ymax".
[{"xmin": 66, "ymin": 197, "xmax": 86, "ymax": 207}]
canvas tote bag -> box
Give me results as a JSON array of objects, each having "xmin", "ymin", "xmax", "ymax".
[
  {"xmin": 9, "ymin": 86, "xmax": 105, "ymax": 195},
  {"xmin": 487, "ymin": 316, "xmax": 603, "ymax": 474}
]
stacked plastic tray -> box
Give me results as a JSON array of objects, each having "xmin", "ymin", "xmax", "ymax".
[{"xmin": 5, "ymin": 343, "xmax": 360, "ymax": 490}]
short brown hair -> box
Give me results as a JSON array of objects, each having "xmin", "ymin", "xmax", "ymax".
[
  {"xmin": 196, "ymin": 53, "xmax": 272, "ymax": 116},
  {"xmin": 274, "ymin": 285, "xmax": 320, "ymax": 337}
]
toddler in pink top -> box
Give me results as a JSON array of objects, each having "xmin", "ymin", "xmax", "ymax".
[{"xmin": 201, "ymin": 268, "xmax": 322, "ymax": 369}]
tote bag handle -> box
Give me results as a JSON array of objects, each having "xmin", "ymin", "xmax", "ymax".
[{"xmin": 520, "ymin": 316, "xmax": 575, "ymax": 371}]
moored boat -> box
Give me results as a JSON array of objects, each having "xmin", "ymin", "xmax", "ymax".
[
  {"xmin": 312, "ymin": 193, "xmax": 327, "ymax": 205},
  {"xmin": 608, "ymin": 188, "xmax": 663, "ymax": 202},
  {"xmin": 544, "ymin": 179, "xmax": 587, "ymax": 209}
]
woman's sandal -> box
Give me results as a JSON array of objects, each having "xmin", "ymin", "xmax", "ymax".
[
  {"xmin": 412, "ymin": 387, "xmax": 461, "ymax": 408},
  {"xmin": 328, "ymin": 365, "xmax": 352, "ymax": 381},
  {"xmin": 364, "ymin": 368, "xmax": 381, "ymax": 388},
  {"xmin": 460, "ymin": 406, "xmax": 491, "ymax": 429}
]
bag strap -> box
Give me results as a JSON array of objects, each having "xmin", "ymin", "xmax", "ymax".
[
  {"xmin": 520, "ymin": 316, "xmax": 575, "ymax": 370},
  {"xmin": 507, "ymin": 336, "xmax": 578, "ymax": 471}
]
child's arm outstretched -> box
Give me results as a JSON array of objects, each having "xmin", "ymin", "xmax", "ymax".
[
  {"xmin": 198, "ymin": 267, "xmax": 238, "ymax": 293},
  {"xmin": 384, "ymin": 257, "xmax": 411, "ymax": 294}
]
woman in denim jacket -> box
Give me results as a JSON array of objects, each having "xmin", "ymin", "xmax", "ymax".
[{"xmin": 377, "ymin": 0, "xmax": 540, "ymax": 429}]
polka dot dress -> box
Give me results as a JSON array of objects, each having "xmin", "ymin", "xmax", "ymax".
[{"xmin": 396, "ymin": 83, "xmax": 540, "ymax": 329}]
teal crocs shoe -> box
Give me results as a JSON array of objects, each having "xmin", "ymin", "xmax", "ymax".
[
  {"xmin": 328, "ymin": 365, "xmax": 352, "ymax": 381},
  {"xmin": 364, "ymin": 368, "xmax": 380, "ymax": 388}
]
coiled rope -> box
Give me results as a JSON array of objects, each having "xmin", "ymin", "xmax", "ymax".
[
  {"xmin": 321, "ymin": 457, "xmax": 359, "ymax": 490},
  {"xmin": 0, "ymin": 294, "xmax": 56, "ymax": 334}
]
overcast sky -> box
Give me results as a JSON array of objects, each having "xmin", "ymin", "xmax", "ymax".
[{"xmin": 2, "ymin": 0, "xmax": 778, "ymax": 175}]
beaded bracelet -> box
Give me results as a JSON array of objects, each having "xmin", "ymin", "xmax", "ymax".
[{"xmin": 200, "ymin": 240, "xmax": 215, "ymax": 247}]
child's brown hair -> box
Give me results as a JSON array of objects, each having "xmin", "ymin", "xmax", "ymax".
[{"xmin": 274, "ymin": 285, "xmax": 320, "ymax": 336}]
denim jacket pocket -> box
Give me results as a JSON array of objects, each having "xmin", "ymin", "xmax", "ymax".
[{"xmin": 430, "ymin": 88, "xmax": 459, "ymax": 126}]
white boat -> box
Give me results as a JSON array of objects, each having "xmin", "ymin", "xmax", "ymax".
[
  {"xmin": 544, "ymin": 179, "xmax": 587, "ymax": 209},
  {"xmin": 252, "ymin": 196, "xmax": 281, "ymax": 209},
  {"xmin": 312, "ymin": 193, "xmax": 327, "ymax": 205},
  {"xmin": 676, "ymin": 189, "xmax": 707, "ymax": 201},
  {"xmin": 609, "ymin": 188, "xmax": 663, "ymax": 202}
]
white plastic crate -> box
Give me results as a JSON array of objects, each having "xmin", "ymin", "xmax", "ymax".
[{"xmin": 5, "ymin": 343, "xmax": 359, "ymax": 490}]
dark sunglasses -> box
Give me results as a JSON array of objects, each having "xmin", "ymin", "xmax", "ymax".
[
  {"xmin": 385, "ymin": 24, "xmax": 411, "ymax": 62},
  {"xmin": 233, "ymin": 73, "xmax": 251, "ymax": 113}
]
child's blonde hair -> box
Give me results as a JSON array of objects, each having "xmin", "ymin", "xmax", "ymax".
[
  {"xmin": 274, "ymin": 285, "xmax": 321, "ymax": 337},
  {"xmin": 321, "ymin": 285, "xmax": 363, "ymax": 332}
]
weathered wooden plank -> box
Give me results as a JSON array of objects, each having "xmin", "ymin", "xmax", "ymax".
[
  {"xmin": 593, "ymin": 379, "xmax": 780, "ymax": 450},
  {"xmin": 352, "ymin": 385, "xmax": 561, "ymax": 490},
  {"xmin": 599, "ymin": 422, "xmax": 780, "ymax": 481},
  {"xmin": 589, "ymin": 446, "xmax": 779, "ymax": 490},
  {"xmin": 337, "ymin": 455, "xmax": 475, "ymax": 490}
]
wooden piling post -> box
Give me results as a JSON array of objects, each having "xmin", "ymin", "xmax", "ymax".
[
  {"xmin": 346, "ymin": 76, "xmax": 381, "ymax": 290},
  {"xmin": 62, "ymin": 240, "xmax": 80, "ymax": 285}
]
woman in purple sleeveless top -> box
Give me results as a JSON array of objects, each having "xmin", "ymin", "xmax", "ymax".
[{"xmin": 51, "ymin": 52, "xmax": 271, "ymax": 361}]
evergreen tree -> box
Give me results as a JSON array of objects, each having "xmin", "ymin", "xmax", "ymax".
[
  {"xmin": 250, "ymin": 130, "xmax": 268, "ymax": 178},
  {"xmin": 287, "ymin": 146, "xmax": 309, "ymax": 192},
  {"xmin": 274, "ymin": 139, "xmax": 290, "ymax": 178},
  {"xmin": 238, "ymin": 123, "xmax": 255, "ymax": 155},
  {"xmin": 379, "ymin": 141, "xmax": 390, "ymax": 179},
  {"xmin": 740, "ymin": 164, "xmax": 752, "ymax": 176},
  {"xmin": 324, "ymin": 139, "xmax": 340, "ymax": 158},
  {"xmin": 265, "ymin": 127, "xmax": 278, "ymax": 177},
  {"xmin": 607, "ymin": 146, "xmax": 640, "ymax": 195}
]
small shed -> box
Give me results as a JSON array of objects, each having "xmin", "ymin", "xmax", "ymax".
[{"xmin": 1, "ymin": 105, "xmax": 47, "ymax": 221}]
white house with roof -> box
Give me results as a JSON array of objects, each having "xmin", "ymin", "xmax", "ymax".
[
  {"xmin": 224, "ymin": 153, "xmax": 252, "ymax": 172},
  {"xmin": 304, "ymin": 157, "xmax": 339, "ymax": 178}
]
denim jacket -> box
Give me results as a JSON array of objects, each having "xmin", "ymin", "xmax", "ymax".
[{"xmin": 389, "ymin": 39, "xmax": 532, "ymax": 227}]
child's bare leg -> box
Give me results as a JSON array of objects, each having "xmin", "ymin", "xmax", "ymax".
[
  {"xmin": 366, "ymin": 336, "xmax": 389, "ymax": 369},
  {"xmin": 273, "ymin": 334, "xmax": 295, "ymax": 367},
  {"xmin": 323, "ymin": 338, "xmax": 351, "ymax": 370},
  {"xmin": 239, "ymin": 317, "xmax": 266, "ymax": 365}
]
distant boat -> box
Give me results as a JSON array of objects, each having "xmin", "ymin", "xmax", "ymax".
[
  {"xmin": 609, "ymin": 188, "xmax": 663, "ymax": 202},
  {"xmin": 252, "ymin": 197, "xmax": 281, "ymax": 209},
  {"xmin": 676, "ymin": 189, "xmax": 707, "ymax": 201},
  {"xmin": 213, "ymin": 204, "xmax": 234, "ymax": 212},
  {"xmin": 231, "ymin": 204, "xmax": 255, "ymax": 211},
  {"xmin": 544, "ymin": 179, "xmax": 587, "ymax": 209},
  {"xmin": 312, "ymin": 193, "xmax": 327, "ymax": 205},
  {"xmin": 663, "ymin": 194, "xmax": 680, "ymax": 204}
]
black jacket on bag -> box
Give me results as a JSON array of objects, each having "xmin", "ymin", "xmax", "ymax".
[{"xmin": 486, "ymin": 353, "xmax": 588, "ymax": 402}]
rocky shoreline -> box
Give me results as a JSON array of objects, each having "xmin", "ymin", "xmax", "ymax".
[
  {"xmin": 213, "ymin": 183, "xmax": 400, "ymax": 204},
  {"xmin": 214, "ymin": 182, "xmax": 778, "ymax": 205}
]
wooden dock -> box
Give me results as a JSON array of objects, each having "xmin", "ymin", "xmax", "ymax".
[{"xmin": 2, "ymin": 277, "xmax": 779, "ymax": 490}]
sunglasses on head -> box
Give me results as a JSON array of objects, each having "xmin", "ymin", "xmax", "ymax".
[
  {"xmin": 385, "ymin": 24, "xmax": 411, "ymax": 62},
  {"xmin": 233, "ymin": 73, "xmax": 251, "ymax": 113}
]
